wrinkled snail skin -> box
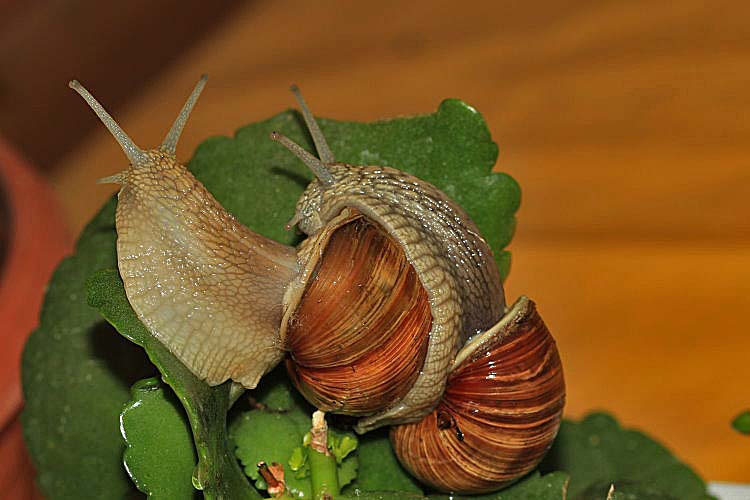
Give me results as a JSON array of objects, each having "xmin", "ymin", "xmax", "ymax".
[
  {"xmin": 115, "ymin": 150, "xmax": 299, "ymax": 388},
  {"xmin": 390, "ymin": 296, "xmax": 565, "ymax": 494}
]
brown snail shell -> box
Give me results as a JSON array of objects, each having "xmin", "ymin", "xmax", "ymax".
[
  {"xmin": 390, "ymin": 296, "xmax": 565, "ymax": 494},
  {"xmin": 261, "ymin": 85, "xmax": 505, "ymax": 431},
  {"xmin": 283, "ymin": 210, "xmax": 432, "ymax": 415}
]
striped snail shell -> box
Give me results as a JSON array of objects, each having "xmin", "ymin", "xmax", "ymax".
[
  {"xmin": 390, "ymin": 296, "xmax": 565, "ymax": 494},
  {"xmin": 70, "ymin": 76, "xmax": 565, "ymax": 491}
]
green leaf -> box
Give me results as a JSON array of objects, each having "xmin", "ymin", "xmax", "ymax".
[
  {"xmin": 540, "ymin": 413, "xmax": 715, "ymax": 500},
  {"xmin": 340, "ymin": 472, "xmax": 568, "ymax": 500},
  {"xmin": 491, "ymin": 472, "xmax": 569, "ymax": 500},
  {"xmin": 230, "ymin": 409, "xmax": 310, "ymax": 496},
  {"xmin": 328, "ymin": 428, "xmax": 359, "ymax": 489},
  {"xmin": 339, "ymin": 493, "xmax": 426, "ymax": 500},
  {"xmin": 352, "ymin": 428, "xmax": 423, "ymax": 494},
  {"xmin": 230, "ymin": 404, "xmax": 359, "ymax": 497},
  {"xmin": 21, "ymin": 201, "xmax": 151, "ymax": 499},
  {"xmin": 432, "ymin": 471, "xmax": 569, "ymax": 500},
  {"xmin": 120, "ymin": 378, "xmax": 198, "ymax": 499},
  {"xmin": 247, "ymin": 364, "xmax": 312, "ymax": 415},
  {"xmin": 337, "ymin": 453, "xmax": 358, "ymax": 490},
  {"xmin": 87, "ymin": 269, "xmax": 258, "ymax": 499},
  {"xmin": 329, "ymin": 431, "xmax": 358, "ymax": 464},
  {"xmin": 580, "ymin": 481, "xmax": 682, "ymax": 500},
  {"xmin": 732, "ymin": 410, "xmax": 750, "ymax": 435},
  {"xmin": 288, "ymin": 447, "xmax": 309, "ymax": 479}
]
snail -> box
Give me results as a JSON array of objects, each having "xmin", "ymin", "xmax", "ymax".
[{"xmin": 70, "ymin": 76, "xmax": 565, "ymax": 494}]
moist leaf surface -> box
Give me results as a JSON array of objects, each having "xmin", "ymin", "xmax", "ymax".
[
  {"xmin": 88, "ymin": 269, "xmax": 257, "ymax": 499},
  {"xmin": 120, "ymin": 377, "xmax": 198, "ymax": 499}
]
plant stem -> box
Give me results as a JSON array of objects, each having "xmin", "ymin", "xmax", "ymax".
[
  {"xmin": 309, "ymin": 447, "xmax": 340, "ymax": 498},
  {"xmin": 309, "ymin": 411, "xmax": 340, "ymax": 498}
]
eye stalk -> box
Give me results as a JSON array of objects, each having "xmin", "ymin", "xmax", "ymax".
[
  {"xmin": 270, "ymin": 130, "xmax": 335, "ymax": 186},
  {"xmin": 160, "ymin": 74, "xmax": 208, "ymax": 155},
  {"xmin": 289, "ymin": 84, "xmax": 335, "ymax": 164},
  {"xmin": 269, "ymin": 84, "xmax": 338, "ymax": 186},
  {"xmin": 70, "ymin": 75, "xmax": 207, "ymax": 162},
  {"xmin": 69, "ymin": 79, "xmax": 149, "ymax": 166}
]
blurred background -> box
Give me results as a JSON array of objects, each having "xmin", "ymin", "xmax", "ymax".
[{"xmin": 0, "ymin": 0, "xmax": 748, "ymax": 491}]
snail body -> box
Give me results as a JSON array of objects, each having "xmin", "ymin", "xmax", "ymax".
[{"xmin": 71, "ymin": 76, "xmax": 564, "ymax": 493}]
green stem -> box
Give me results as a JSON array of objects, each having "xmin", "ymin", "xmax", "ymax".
[{"xmin": 309, "ymin": 447, "xmax": 340, "ymax": 498}]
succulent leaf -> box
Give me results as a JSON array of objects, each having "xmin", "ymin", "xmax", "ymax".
[{"xmin": 120, "ymin": 377, "xmax": 198, "ymax": 499}]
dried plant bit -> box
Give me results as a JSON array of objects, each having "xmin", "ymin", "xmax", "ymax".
[
  {"xmin": 606, "ymin": 484, "xmax": 617, "ymax": 500},
  {"xmin": 310, "ymin": 411, "xmax": 329, "ymax": 455},
  {"xmin": 303, "ymin": 411, "xmax": 341, "ymax": 497},
  {"xmin": 257, "ymin": 461, "xmax": 289, "ymax": 498}
]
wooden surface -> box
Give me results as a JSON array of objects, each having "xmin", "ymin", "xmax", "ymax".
[{"xmin": 45, "ymin": 0, "xmax": 749, "ymax": 481}]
